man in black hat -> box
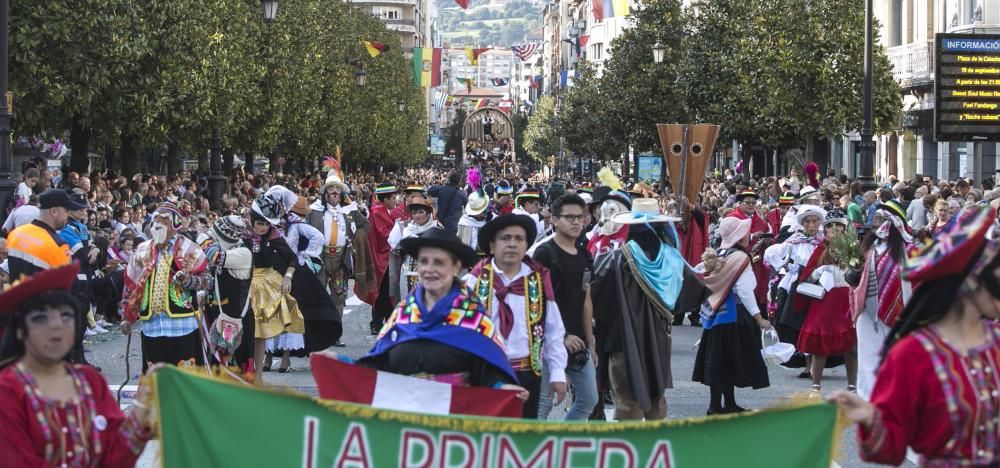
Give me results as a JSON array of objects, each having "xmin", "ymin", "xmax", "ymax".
[
  {"xmin": 465, "ymin": 215, "xmax": 568, "ymax": 419},
  {"xmin": 6, "ymin": 189, "xmax": 79, "ymax": 281}
]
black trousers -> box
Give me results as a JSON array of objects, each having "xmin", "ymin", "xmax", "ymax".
[
  {"xmin": 516, "ymin": 370, "xmax": 542, "ymax": 419},
  {"xmin": 140, "ymin": 330, "xmax": 203, "ymax": 372},
  {"xmin": 370, "ymin": 273, "xmax": 393, "ymax": 329}
]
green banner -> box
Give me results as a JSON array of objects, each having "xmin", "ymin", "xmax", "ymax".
[{"xmin": 155, "ymin": 367, "xmax": 840, "ymax": 467}]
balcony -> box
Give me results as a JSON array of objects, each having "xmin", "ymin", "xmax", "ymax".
[
  {"xmin": 886, "ymin": 40, "xmax": 934, "ymax": 89},
  {"xmin": 384, "ymin": 18, "xmax": 417, "ymax": 33}
]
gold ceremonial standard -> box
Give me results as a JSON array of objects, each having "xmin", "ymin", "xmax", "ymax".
[{"xmin": 656, "ymin": 124, "xmax": 720, "ymax": 204}]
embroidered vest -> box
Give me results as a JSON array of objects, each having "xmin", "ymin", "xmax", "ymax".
[
  {"xmin": 475, "ymin": 263, "xmax": 547, "ymax": 376},
  {"xmin": 138, "ymin": 248, "xmax": 198, "ymax": 320}
]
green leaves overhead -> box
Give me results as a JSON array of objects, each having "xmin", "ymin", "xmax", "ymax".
[
  {"xmin": 558, "ymin": 0, "xmax": 901, "ymax": 161},
  {"xmin": 10, "ymin": 0, "xmax": 426, "ymax": 167},
  {"xmin": 523, "ymin": 96, "xmax": 560, "ymax": 162}
]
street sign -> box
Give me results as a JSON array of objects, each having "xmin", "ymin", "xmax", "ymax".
[{"xmin": 934, "ymin": 33, "xmax": 1000, "ymax": 142}]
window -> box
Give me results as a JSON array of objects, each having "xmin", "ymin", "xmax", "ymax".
[
  {"xmin": 371, "ymin": 7, "xmax": 400, "ymax": 20},
  {"xmin": 592, "ymin": 42, "xmax": 603, "ymax": 60}
]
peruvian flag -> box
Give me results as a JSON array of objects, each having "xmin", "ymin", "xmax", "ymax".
[{"xmin": 310, "ymin": 353, "xmax": 523, "ymax": 418}]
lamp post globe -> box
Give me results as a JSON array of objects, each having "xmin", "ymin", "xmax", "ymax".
[
  {"xmin": 652, "ymin": 42, "xmax": 665, "ymax": 64},
  {"xmin": 355, "ymin": 66, "xmax": 367, "ymax": 86},
  {"xmin": 262, "ymin": 0, "xmax": 279, "ymax": 22}
]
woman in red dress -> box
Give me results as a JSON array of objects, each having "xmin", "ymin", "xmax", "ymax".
[
  {"xmin": 829, "ymin": 205, "xmax": 1000, "ymax": 467},
  {"xmin": 0, "ymin": 264, "xmax": 159, "ymax": 467},
  {"xmin": 797, "ymin": 209, "xmax": 857, "ymax": 394}
]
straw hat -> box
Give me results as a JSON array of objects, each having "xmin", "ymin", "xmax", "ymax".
[{"xmin": 610, "ymin": 198, "xmax": 679, "ymax": 225}]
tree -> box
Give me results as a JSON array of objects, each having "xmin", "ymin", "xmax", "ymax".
[
  {"xmin": 523, "ymin": 96, "xmax": 559, "ymax": 162},
  {"xmin": 599, "ymin": 0, "xmax": 689, "ymax": 152},
  {"xmin": 682, "ymin": 0, "xmax": 900, "ymax": 161},
  {"xmin": 561, "ymin": 62, "xmax": 622, "ymax": 161}
]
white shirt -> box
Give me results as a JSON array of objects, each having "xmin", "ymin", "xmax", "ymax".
[
  {"xmin": 463, "ymin": 260, "xmax": 568, "ymax": 383},
  {"xmin": 285, "ymin": 222, "xmax": 324, "ymax": 266},
  {"xmin": 3, "ymin": 205, "xmax": 39, "ymax": 232},
  {"xmin": 311, "ymin": 200, "xmax": 358, "ymax": 247},
  {"xmin": 763, "ymin": 237, "xmax": 820, "ymax": 292},
  {"xmin": 732, "ymin": 265, "xmax": 761, "ymax": 317}
]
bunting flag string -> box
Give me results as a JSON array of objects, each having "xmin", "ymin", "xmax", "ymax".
[{"xmin": 490, "ymin": 78, "xmax": 509, "ymax": 86}]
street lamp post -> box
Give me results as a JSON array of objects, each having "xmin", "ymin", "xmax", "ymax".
[
  {"xmin": 208, "ymin": 128, "xmax": 225, "ymax": 210},
  {"xmin": 397, "ymin": 96, "xmax": 406, "ymax": 113},
  {"xmin": 0, "ymin": 0, "xmax": 16, "ymax": 216},
  {"xmin": 857, "ymin": 0, "xmax": 877, "ymax": 190}
]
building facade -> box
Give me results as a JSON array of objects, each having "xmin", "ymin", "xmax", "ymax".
[{"xmin": 831, "ymin": 0, "xmax": 1000, "ymax": 183}]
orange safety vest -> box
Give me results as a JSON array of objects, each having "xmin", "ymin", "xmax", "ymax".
[{"xmin": 6, "ymin": 222, "xmax": 72, "ymax": 277}]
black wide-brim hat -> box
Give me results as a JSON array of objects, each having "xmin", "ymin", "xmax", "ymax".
[
  {"xmin": 477, "ymin": 214, "xmax": 537, "ymax": 256},
  {"xmin": 400, "ymin": 227, "xmax": 480, "ymax": 268}
]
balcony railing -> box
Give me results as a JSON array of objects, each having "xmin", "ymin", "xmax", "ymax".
[{"xmin": 886, "ymin": 40, "xmax": 934, "ymax": 87}]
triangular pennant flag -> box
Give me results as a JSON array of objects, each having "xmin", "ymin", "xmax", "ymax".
[
  {"xmin": 455, "ymin": 0, "xmax": 470, "ymax": 8},
  {"xmin": 362, "ymin": 41, "xmax": 388, "ymax": 57}
]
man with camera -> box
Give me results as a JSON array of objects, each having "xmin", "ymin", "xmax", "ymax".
[{"xmin": 532, "ymin": 194, "xmax": 599, "ymax": 420}]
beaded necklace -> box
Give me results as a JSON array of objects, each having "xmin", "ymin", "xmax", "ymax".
[{"xmin": 14, "ymin": 362, "xmax": 102, "ymax": 467}]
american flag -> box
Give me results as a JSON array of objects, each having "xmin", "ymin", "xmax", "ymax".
[{"xmin": 511, "ymin": 43, "xmax": 539, "ymax": 61}]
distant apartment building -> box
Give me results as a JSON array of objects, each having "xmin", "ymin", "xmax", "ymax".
[{"xmin": 351, "ymin": 0, "xmax": 432, "ymax": 50}]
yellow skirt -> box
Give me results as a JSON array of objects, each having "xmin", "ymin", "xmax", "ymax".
[{"xmin": 251, "ymin": 268, "xmax": 305, "ymax": 339}]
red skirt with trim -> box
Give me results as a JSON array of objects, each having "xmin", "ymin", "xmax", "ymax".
[{"xmin": 797, "ymin": 286, "xmax": 857, "ymax": 355}]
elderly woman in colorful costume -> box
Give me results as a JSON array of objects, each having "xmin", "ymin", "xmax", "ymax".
[
  {"xmin": 762, "ymin": 204, "xmax": 826, "ymax": 373},
  {"xmin": 121, "ymin": 202, "xmax": 211, "ymax": 371},
  {"xmin": 359, "ymin": 228, "xmax": 526, "ymax": 398},
  {"xmin": 388, "ymin": 195, "xmax": 442, "ymax": 302},
  {"xmin": 848, "ymin": 200, "xmax": 914, "ymax": 399},
  {"xmin": 0, "ymin": 264, "xmax": 158, "ymax": 467},
  {"xmin": 197, "ymin": 215, "xmax": 254, "ymax": 374},
  {"xmin": 247, "ymin": 191, "xmax": 305, "ymax": 384},
  {"xmin": 830, "ymin": 205, "xmax": 1000, "ymax": 467}
]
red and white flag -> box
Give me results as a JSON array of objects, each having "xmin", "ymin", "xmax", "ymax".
[{"xmin": 310, "ymin": 354, "xmax": 523, "ymax": 418}]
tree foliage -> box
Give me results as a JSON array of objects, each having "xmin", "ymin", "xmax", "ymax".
[
  {"xmin": 556, "ymin": 0, "xmax": 901, "ymax": 161},
  {"xmin": 523, "ymin": 96, "xmax": 559, "ymax": 162},
  {"xmin": 10, "ymin": 0, "xmax": 427, "ymax": 175}
]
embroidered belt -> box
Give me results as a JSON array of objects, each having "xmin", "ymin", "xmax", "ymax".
[
  {"xmin": 509, "ymin": 357, "xmax": 532, "ymax": 371},
  {"xmin": 325, "ymin": 246, "xmax": 345, "ymax": 255}
]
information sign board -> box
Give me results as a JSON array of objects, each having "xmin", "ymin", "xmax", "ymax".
[{"xmin": 935, "ymin": 33, "xmax": 1000, "ymax": 142}]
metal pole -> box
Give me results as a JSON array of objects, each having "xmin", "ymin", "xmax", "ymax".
[
  {"xmin": 857, "ymin": 0, "xmax": 878, "ymax": 190},
  {"xmin": 0, "ymin": 0, "xmax": 16, "ymax": 216},
  {"xmin": 208, "ymin": 128, "xmax": 225, "ymax": 211}
]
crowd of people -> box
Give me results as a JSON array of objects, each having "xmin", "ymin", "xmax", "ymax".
[{"xmin": 0, "ymin": 153, "xmax": 997, "ymax": 467}]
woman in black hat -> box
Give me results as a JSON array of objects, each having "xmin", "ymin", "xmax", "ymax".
[{"xmin": 359, "ymin": 228, "xmax": 527, "ymax": 398}]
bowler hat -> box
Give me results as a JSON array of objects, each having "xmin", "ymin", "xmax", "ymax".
[
  {"xmin": 477, "ymin": 214, "xmax": 537, "ymax": 256},
  {"xmin": 400, "ymin": 227, "xmax": 480, "ymax": 268}
]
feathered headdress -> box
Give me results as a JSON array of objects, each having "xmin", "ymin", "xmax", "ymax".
[
  {"xmin": 597, "ymin": 167, "xmax": 622, "ymax": 191},
  {"xmin": 322, "ymin": 146, "xmax": 343, "ymax": 175},
  {"xmin": 805, "ymin": 162, "xmax": 820, "ymax": 189},
  {"xmin": 467, "ymin": 166, "xmax": 482, "ymax": 193}
]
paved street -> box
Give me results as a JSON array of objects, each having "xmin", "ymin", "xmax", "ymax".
[{"xmin": 87, "ymin": 294, "xmax": 910, "ymax": 468}]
